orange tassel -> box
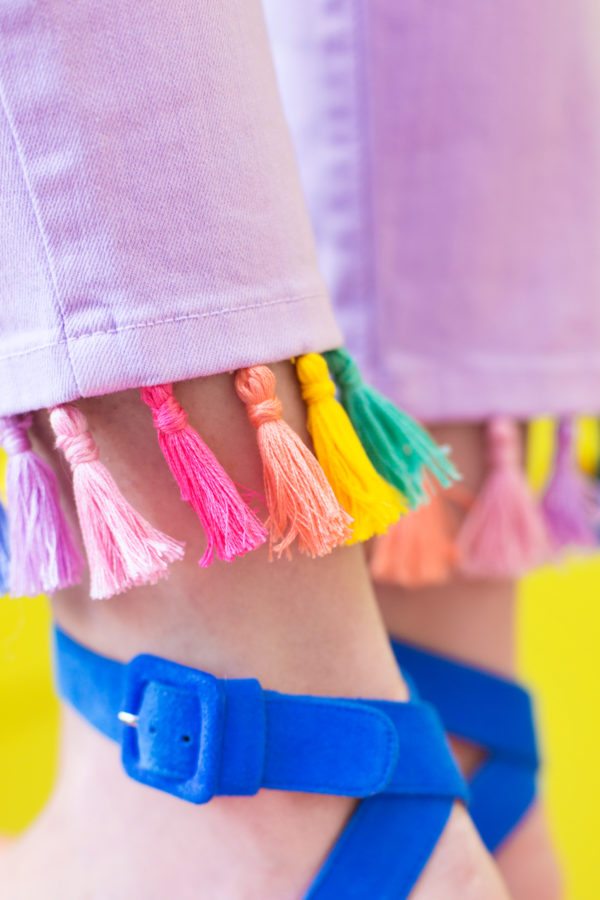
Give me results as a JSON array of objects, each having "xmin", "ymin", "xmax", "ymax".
[
  {"xmin": 234, "ymin": 365, "xmax": 351, "ymax": 556},
  {"xmin": 370, "ymin": 488, "xmax": 458, "ymax": 587}
]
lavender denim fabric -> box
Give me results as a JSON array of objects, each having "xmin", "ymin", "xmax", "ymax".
[
  {"xmin": 264, "ymin": 0, "xmax": 600, "ymax": 421},
  {"xmin": 0, "ymin": 0, "xmax": 341, "ymax": 417}
]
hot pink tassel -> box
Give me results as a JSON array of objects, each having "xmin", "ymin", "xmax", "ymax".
[
  {"xmin": 140, "ymin": 384, "xmax": 267, "ymax": 565},
  {"xmin": 234, "ymin": 365, "xmax": 352, "ymax": 556},
  {"xmin": 457, "ymin": 417, "xmax": 549, "ymax": 577},
  {"xmin": 541, "ymin": 418, "xmax": 597, "ymax": 551},
  {"xmin": 50, "ymin": 404, "xmax": 184, "ymax": 599},
  {"xmin": 0, "ymin": 414, "xmax": 84, "ymax": 596}
]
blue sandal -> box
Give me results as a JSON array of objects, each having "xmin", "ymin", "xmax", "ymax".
[
  {"xmin": 54, "ymin": 626, "xmax": 467, "ymax": 899},
  {"xmin": 391, "ymin": 639, "xmax": 540, "ymax": 853}
]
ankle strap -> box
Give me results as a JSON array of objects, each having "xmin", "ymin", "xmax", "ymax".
[
  {"xmin": 54, "ymin": 626, "xmax": 467, "ymax": 806},
  {"xmin": 392, "ymin": 640, "xmax": 539, "ymax": 767}
]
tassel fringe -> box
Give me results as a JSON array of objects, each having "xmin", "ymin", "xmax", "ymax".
[
  {"xmin": 324, "ymin": 348, "xmax": 459, "ymax": 507},
  {"xmin": 234, "ymin": 365, "xmax": 351, "ymax": 556},
  {"xmin": 50, "ymin": 404, "xmax": 184, "ymax": 599},
  {"xmin": 541, "ymin": 418, "xmax": 597, "ymax": 552},
  {"xmin": 141, "ymin": 384, "xmax": 267, "ymax": 565},
  {"xmin": 296, "ymin": 354, "xmax": 405, "ymax": 543},
  {"xmin": 457, "ymin": 417, "xmax": 549, "ymax": 578},
  {"xmin": 0, "ymin": 414, "xmax": 84, "ymax": 596}
]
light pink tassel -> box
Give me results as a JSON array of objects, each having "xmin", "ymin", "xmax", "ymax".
[
  {"xmin": 541, "ymin": 418, "xmax": 597, "ymax": 552},
  {"xmin": 0, "ymin": 414, "xmax": 84, "ymax": 596},
  {"xmin": 457, "ymin": 417, "xmax": 549, "ymax": 577},
  {"xmin": 140, "ymin": 384, "xmax": 267, "ymax": 565},
  {"xmin": 50, "ymin": 404, "xmax": 184, "ymax": 599}
]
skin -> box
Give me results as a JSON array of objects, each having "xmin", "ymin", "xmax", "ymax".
[
  {"xmin": 377, "ymin": 424, "xmax": 564, "ymax": 900},
  {"xmin": 0, "ymin": 366, "xmax": 508, "ymax": 899}
]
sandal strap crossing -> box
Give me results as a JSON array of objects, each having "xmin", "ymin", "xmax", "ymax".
[
  {"xmin": 54, "ymin": 627, "xmax": 467, "ymax": 807},
  {"xmin": 392, "ymin": 639, "xmax": 539, "ymax": 852}
]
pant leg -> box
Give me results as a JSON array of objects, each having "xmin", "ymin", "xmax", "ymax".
[
  {"xmin": 264, "ymin": 0, "xmax": 600, "ymax": 421},
  {"xmin": 0, "ymin": 0, "xmax": 341, "ymax": 416}
]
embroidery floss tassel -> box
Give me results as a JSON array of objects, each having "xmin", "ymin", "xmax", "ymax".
[
  {"xmin": 0, "ymin": 499, "xmax": 10, "ymax": 595},
  {"xmin": 296, "ymin": 354, "xmax": 405, "ymax": 543},
  {"xmin": 0, "ymin": 414, "xmax": 84, "ymax": 597},
  {"xmin": 370, "ymin": 488, "xmax": 458, "ymax": 587},
  {"xmin": 50, "ymin": 404, "xmax": 184, "ymax": 599},
  {"xmin": 234, "ymin": 365, "xmax": 351, "ymax": 556},
  {"xmin": 457, "ymin": 417, "xmax": 549, "ymax": 577},
  {"xmin": 140, "ymin": 384, "xmax": 266, "ymax": 565},
  {"xmin": 324, "ymin": 348, "xmax": 459, "ymax": 508},
  {"xmin": 541, "ymin": 418, "xmax": 597, "ymax": 552}
]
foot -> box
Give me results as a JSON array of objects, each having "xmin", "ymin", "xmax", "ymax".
[{"xmin": 0, "ymin": 709, "xmax": 509, "ymax": 900}]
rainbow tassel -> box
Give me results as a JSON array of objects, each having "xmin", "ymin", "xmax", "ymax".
[
  {"xmin": 370, "ymin": 488, "xmax": 458, "ymax": 587},
  {"xmin": 141, "ymin": 384, "xmax": 267, "ymax": 566},
  {"xmin": 0, "ymin": 500, "xmax": 9, "ymax": 595},
  {"xmin": 541, "ymin": 418, "xmax": 597, "ymax": 552},
  {"xmin": 234, "ymin": 365, "xmax": 351, "ymax": 556},
  {"xmin": 324, "ymin": 348, "xmax": 459, "ymax": 508},
  {"xmin": 296, "ymin": 354, "xmax": 405, "ymax": 543},
  {"xmin": 50, "ymin": 404, "xmax": 184, "ymax": 599},
  {"xmin": 457, "ymin": 417, "xmax": 549, "ymax": 578},
  {"xmin": 0, "ymin": 414, "xmax": 84, "ymax": 596}
]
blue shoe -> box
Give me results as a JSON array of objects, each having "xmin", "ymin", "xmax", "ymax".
[
  {"xmin": 53, "ymin": 626, "xmax": 468, "ymax": 899},
  {"xmin": 391, "ymin": 639, "xmax": 540, "ymax": 853}
]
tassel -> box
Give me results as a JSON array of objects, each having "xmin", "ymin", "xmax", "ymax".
[
  {"xmin": 456, "ymin": 417, "xmax": 549, "ymax": 577},
  {"xmin": 0, "ymin": 414, "xmax": 84, "ymax": 596},
  {"xmin": 140, "ymin": 384, "xmax": 267, "ymax": 565},
  {"xmin": 541, "ymin": 418, "xmax": 597, "ymax": 551},
  {"xmin": 0, "ymin": 499, "xmax": 10, "ymax": 595},
  {"xmin": 234, "ymin": 365, "xmax": 351, "ymax": 556},
  {"xmin": 50, "ymin": 404, "xmax": 184, "ymax": 599},
  {"xmin": 296, "ymin": 354, "xmax": 405, "ymax": 543},
  {"xmin": 370, "ymin": 487, "xmax": 458, "ymax": 587},
  {"xmin": 324, "ymin": 348, "xmax": 459, "ymax": 508}
]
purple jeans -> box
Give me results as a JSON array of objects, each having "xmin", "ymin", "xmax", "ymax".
[{"xmin": 2, "ymin": 0, "xmax": 600, "ymax": 421}]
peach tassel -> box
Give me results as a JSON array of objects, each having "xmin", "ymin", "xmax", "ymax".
[
  {"xmin": 370, "ymin": 488, "xmax": 458, "ymax": 587},
  {"xmin": 234, "ymin": 365, "xmax": 351, "ymax": 556}
]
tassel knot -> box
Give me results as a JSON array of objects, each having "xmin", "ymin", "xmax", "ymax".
[
  {"xmin": 54, "ymin": 415, "xmax": 100, "ymax": 467},
  {"xmin": 235, "ymin": 367, "xmax": 283, "ymax": 427},
  {"xmin": 488, "ymin": 418, "xmax": 520, "ymax": 468},
  {"xmin": 148, "ymin": 386, "xmax": 189, "ymax": 434},
  {"xmin": 0, "ymin": 414, "xmax": 33, "ymax": 456},
  {"xmin": 326, "ymin": 350, "xmax": 363, "ymax": 391}
]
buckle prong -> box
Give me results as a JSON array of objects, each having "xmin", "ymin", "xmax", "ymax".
[{"xmin": 118, "ymin": 710, "xmax": 139, "ymax": 727}]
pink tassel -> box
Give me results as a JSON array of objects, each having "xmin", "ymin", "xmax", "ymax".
[
  {"xmin": 457, "ymin": 417, "xmax": 549, "ymax": 577},
  {"xmin": 541, "ymin": 418, "xmax": 597, "ymax": 551},
  {"xmin": 140, "ymin": 384, "xmax": 267, "ymax": 565},
  {"xmin": 0, "ymin": 414, "xmax": 84, "ymax": 596},
  {"xmin": 234, "ymin": 365, "xmax": 352, "ymax": 556},
  {"xmin": 370, "ymin": 488, "xmax": 458, "ymax": 587},
  {"xmin": 50, "ymin": 404, "xmax": 184, "ymax": 599}
]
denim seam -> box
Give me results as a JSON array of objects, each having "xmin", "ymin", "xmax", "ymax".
[
  {"xmin": 0, "ymin": 292, "xmax": 327, "ymax": 363},
  {"xmin": 0, "ymin": 78, "xmax": 81, "ymax": 394}
]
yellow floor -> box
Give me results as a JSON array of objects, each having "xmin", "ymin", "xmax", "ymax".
[{"xmin": 0, "ymin": 563, "xmax": 598, "ymax": 897}]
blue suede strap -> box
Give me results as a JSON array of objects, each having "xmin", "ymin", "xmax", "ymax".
[
  {"xmin": 392, "ymin": 639, "xmax": 539, "ymax": 852},
  {"xmin": 54, "ymin": 627, "xmax": 467, "ymax": 808}
]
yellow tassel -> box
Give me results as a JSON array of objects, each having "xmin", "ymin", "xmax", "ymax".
[{"xmin": 295, "ymin": 354, "xmax": 406, "ymax": 543}]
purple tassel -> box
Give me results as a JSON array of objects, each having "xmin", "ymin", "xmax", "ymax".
[
  {"xmin": 541, "ymin": 418, "xmax": 597, "ymax": 552},
  {"xmin": 0, "ymin": 500, "xmax": 9, "ymax": 594},
  {"xmin": 0, "ymin": 414, "xmax": 84, "ymax": 596}
]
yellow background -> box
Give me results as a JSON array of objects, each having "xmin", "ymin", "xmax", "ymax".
[{"xmin": 0, "ymin": 422, "xmax": 599, "ymax": 897}]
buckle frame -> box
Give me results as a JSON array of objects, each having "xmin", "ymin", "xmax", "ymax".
[{"xmin": 119, "ymin": 654, "xmax": 225, "ymax": 804}]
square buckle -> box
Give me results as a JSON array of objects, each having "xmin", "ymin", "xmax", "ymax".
[{"xmin": 119, "ymin": 654, "xmax": 225, "ymax": 804}]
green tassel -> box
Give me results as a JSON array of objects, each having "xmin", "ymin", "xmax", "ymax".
[{"xmin": 323, "ymin": 348, "xmax": 460, "ymax": 507}]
